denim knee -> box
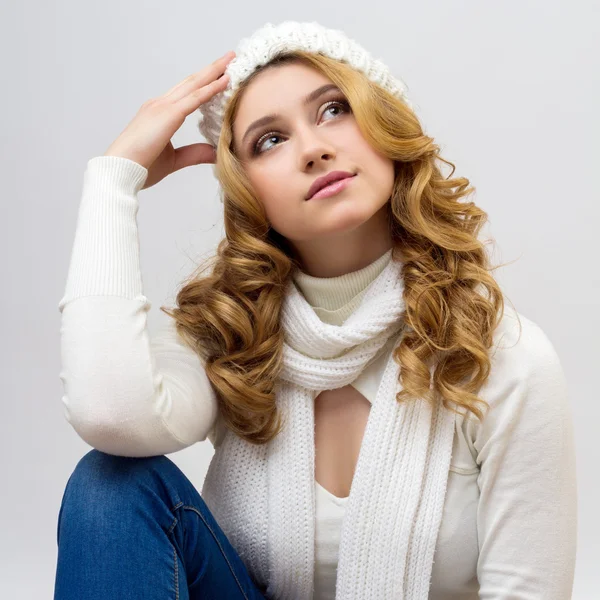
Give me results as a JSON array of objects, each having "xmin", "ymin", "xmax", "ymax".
[
  {"xmin": 58, "ymin": 449, "xmax": 184, "ymax": 530},
  {"xmin": 56, "ymin": 450, "xmax": 268, "ymax": 600},
  {"xmin": 72, "ymin": 448, "xmax": 171, "ymax": 481},
  {"xmin": 66, "ymin": 448, "xmax": 173, "ymax": 494}
]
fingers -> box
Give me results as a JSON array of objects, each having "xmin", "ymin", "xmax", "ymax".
[
  {"xmin": 174, "ymin": 71, "xmax": 230, "ymax": 117},
  {"xmin": 163, "ymin": 51, "xmax": 233, "ymax": 97},
  {"xmin": 173, "ymin": 143, "xmax": 218, "ymax": 171},
  {"xmin": 162, "ymin": 51, "xmax": 235, "ymax": 103}
]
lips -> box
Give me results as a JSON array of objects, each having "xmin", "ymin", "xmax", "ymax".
[{"xmin": 306, "ymin": 170, "xmax": 356, "ymax": 200}]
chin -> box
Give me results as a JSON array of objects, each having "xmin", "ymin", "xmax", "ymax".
[{"xmin": 316, "ymin": 206, "xmax": 376, "ymax": 234}]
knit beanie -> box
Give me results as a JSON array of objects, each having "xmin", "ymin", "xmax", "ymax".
[{"xmin": 197, "ymin": 20, "xmax": 414, "ymax": 155}]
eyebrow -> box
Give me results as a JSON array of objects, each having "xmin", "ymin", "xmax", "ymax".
[{"xmin": 240, "ymin": 83, "xmax": 341, "ymax": 147}]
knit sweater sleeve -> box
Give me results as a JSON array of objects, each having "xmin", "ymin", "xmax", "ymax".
[
  {"xmin": 57, "ymin": 155, "xmax": 219, "ymax": 457},
  {"xmin": 468, "ymin": 309, "xmax": 578, "ymax": 598}
]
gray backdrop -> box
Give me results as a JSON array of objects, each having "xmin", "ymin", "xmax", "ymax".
[{"xmin": 2, "ymin": 0, "xmax": 598, "ymax": 597}]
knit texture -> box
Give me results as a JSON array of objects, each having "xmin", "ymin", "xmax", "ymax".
[
  {"xmin": 197, "ymin": 20, "xmax": 413, "ymax": 182},
  {"xmin": 200, "ymin": 255, "xmax": 457, "ymax": 599},
  {"xmin": 293, "ymin": 248, "xmax": 393, "ymax": 325}
]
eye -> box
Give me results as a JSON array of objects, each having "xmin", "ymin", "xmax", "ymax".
[
  {"xmin": 252, "ymin": 133, "xmax": 283, "ymax": 156},
  {"xmin": 251, "ymin": 97, "xmax": 351, "ymax": 155},
  {"xmin": 321, "ymin": 99, "xmax": 350, "ymax": 122}
]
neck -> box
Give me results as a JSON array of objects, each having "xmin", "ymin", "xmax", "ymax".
[
  {"xmin": 293, "ymin": 247, "xmax": 394, "ymax": 326},
  {"xmin": 289, "ymin": 204, "xmax": 394, "ymax": 277}
]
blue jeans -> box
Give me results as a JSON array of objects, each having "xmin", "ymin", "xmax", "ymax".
[{"xmin": 54, "ymin": 448, "xmax": 269, "ymax": 599}]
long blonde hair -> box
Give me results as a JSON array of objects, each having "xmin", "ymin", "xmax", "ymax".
[{"xmin": 161, "ymin": 50, "xmax": 513, "ymax": 445}]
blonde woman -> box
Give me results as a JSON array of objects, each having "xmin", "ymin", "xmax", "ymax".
[{"xmin": 53, "ymin": 21, "xmax": 577, "ymax": 600}]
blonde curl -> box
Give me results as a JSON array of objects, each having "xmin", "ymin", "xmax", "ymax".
[{"xmin": 161, "ymin": 50, "xmax": 515, "ymax": 445}]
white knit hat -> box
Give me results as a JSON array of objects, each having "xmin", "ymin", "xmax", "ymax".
[{"xmin": 197, "ymin": 20, "xmax": 413, "ymax": 151}]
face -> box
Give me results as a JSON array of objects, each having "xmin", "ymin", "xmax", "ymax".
[{"xmin": 231, "ymin": 62, "xmax": 396, "ymax": 262}]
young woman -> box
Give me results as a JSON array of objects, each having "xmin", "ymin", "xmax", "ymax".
[{"xmin": 53, "ymin": 21, "xmax": 577, "ymax": 600}]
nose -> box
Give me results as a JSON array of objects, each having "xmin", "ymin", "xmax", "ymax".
[{"xmin": 296, "ymin": 126, "xmax": 337, "ymax": 171}]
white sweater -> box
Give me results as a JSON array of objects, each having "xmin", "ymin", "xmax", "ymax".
[{"xmin": 58, "ymin": 155, "xmax": 578, "ymax": 599}]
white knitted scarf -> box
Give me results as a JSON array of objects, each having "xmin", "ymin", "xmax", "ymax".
[{"xmin": 201, "ymin": 255, "xmax": 457, "ymax": 599}]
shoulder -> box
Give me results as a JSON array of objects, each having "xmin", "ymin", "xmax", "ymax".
[
  {"xmin": 462, "ymin": 302, "xmax": 569, "ymax": 435},
  {"xmin": 488, "ymin": 302, "xmax": 565, "ymax": 387}
]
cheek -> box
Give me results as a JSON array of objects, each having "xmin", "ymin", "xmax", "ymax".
[
  {"xmin": 355, "ymin": 147, "xmax": 395, "ymax": 191},
  {"xmin": 246, "ymin": 167, "xmax": 292, "ymax": 217},
  {"xmin": 367, "ymin": 147, "xmax": 395, "ymax": 185},
  {"xmin": 346, "ymin": 127, "xmax": 391, "ymax": 174},
  {"xmin": 380, "ymin": 157, "xmax": 396, "ymax": 191}
]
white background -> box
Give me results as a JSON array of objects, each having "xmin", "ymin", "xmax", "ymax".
[{"xmin": 2, "ymin": 0, "xmax": 598, "ymax": 597}]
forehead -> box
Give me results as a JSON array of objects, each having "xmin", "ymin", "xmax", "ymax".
[{"xmin": 232, "ymin": 62, "xmax": 333, "ymax": 135}]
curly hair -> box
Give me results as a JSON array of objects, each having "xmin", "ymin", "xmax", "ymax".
[{"xmin": 161, "ymin": 49, "xmax": 514, "ymax": 445}]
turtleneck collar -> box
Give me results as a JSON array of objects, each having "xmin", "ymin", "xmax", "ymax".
[{"xmin": 292, "ymin": 248, "xmax": 394, "ymax": 326}]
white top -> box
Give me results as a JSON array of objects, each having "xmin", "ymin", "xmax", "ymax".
[
  {"xmin": 314, "ymin": 481, "xmax": 348, "ymax": 598},
  {"xmin": 58, "ymin": 155, "xmax": 578, "ymax": 599}
]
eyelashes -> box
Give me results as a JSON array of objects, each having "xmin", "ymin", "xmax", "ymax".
[{"xmin": 250, "ymin": 96, "xmax": 352, "ymax": 156}]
